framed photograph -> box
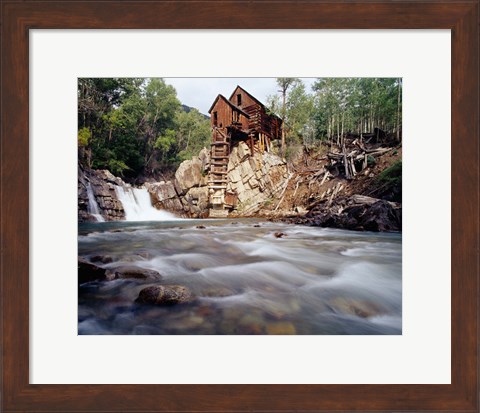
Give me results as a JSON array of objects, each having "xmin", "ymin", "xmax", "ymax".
[{"xmin": 1, "ymin": 1, "xmax": 478, "ymax": 412}]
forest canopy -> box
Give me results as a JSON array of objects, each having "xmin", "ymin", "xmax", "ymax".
[
  {"xmin": 78, "ymin": 78, "xmax": 211, "ymax": 179},
  {"xmin": 78, "ymin": 77, "xmax": 401, "ymax": 179},
  {"xmin": 267, "ymin": 77, "xmax": 402, "ymax": 150}
]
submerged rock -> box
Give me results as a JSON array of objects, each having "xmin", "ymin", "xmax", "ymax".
[
  {"xmin": 90, "ymin": 255, "xmax": 113, "ymax": 264},
  {"xmin": 119, "ymin": 253, "xmax": 151, "ymax": 262},
  {"xmin": 135, "ymin": 285, "xmax": 194, "ymax": 305},
  {"xmin": 201, "ymin": 287, "xmax": 237, "ymax": 297},
  {"xmin": 327, "ymin": 297, "xmax": 383, "ymax": 319},
  {"xmin": 168, "ymin": 315, "xmax": 205, "ymax": 331},
  {"xmin": 237, "ymin": 313, "xmax": 265, "ymax": 334},
  {"xmin": 266, "ymin": 321, "xmax": 296, "ymax": 335},
  {"xmin": 105, "ymin": 267, "xmax": 162, "ymax": 281}
]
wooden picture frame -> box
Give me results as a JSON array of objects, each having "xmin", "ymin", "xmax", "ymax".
[{"xmin": 1, "ymin": 1, "xmax": 478, "ymax": 411}]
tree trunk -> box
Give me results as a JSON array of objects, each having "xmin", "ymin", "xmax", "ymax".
[
  {"xmin": 337, "ymin": 113, "xmax": 340, "ymax": 145},
  {"xmin": 341, "ymin": 112, "xmax": 344, "ymax": 146}
]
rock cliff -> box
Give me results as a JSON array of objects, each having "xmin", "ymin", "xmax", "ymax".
[
  {"xmin": 79, "ymin": 144, "xmax": 290, "ymax": 221},
  {"xmin": 225, "ymin": 142, "xmax": 288, "ymax": 215},
  {"xmin": 78, "ymin": 167, "xmax": 125, "ymax": 222}
]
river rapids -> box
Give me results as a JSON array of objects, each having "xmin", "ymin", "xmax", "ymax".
[{"xmin": 78, "ymin": 220, "xmax": 401, "ymax": 335}]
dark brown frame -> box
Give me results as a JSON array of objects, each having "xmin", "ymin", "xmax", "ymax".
[{"xmin": 1, "ymin": 1, "xmax": 478, "ymax": 412}]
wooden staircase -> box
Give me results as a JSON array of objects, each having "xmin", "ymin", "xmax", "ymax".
[{"xmin": 208, "ymin": 128, "xmax": 230, "ymax": 217}]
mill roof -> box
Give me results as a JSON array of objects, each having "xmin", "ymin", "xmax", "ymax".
[
  {"xmin": 228, "ymin": 85, "xmax": 265, "ymax": 108},
  {"xmin": 208, "ymin": 94, "xmax": 250, "ymax": 118}
]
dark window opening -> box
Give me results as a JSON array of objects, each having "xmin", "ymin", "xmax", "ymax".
[
  {"xmin": 237, "ymin": 94, "xmax": 242, "ymax": 106},
  {"xmin": 213, "ymin": 111, "xmax": 218, "ymax": 126}
]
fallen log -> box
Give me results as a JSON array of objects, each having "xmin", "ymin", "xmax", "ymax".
[{"xmin": 319, "ymin": 171, "xmax": 330, "ymax": 186}]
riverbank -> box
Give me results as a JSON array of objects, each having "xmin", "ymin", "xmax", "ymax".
[{"xmin": 79, "ymin": 141, "xmax": 402, "ymax": 232}]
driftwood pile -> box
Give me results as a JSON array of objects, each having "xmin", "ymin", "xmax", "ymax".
[{"xmin": 327, "ymin": 138, "xmax": 392, "ymax": 179}]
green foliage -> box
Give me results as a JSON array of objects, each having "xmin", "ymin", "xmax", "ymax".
[
  {"xmin": 312, "ymin": 78, "xmax": 402, "ymax": 142},
  {"xmin": 77, "ymin": 127, "xmax": 91, "ymax": 147},
  {"xmin": 263, "ymin": 197, "xmax": 274, "ymax": 207},
  {"xmin": 376, "ymin": 160, "xmax": 402, "ymax": 185},
  {"xmin": 155, "ymin": 129, "xmax": 176, "ymax": 152},
  {"xmin": 174, "ymin": 108, "xmax": 211, "ymax": 161},
  {"xmin": 107, "ymin": 159, "xmax": 131, "ymax": 176},
  {"xmin": 268, "ymin": 78, "xmax": 315, "ymax": 147},
  {"xmin": 367, "ymin": 155, "xmax": 376, "ymax": 167},
  {"xmin": 372, "ymin": 160, "xmax": 402, "ymax": 202},
  {"xmin": 78, "ymin": 77, "xmax": 191, "ymax": 177},
  {"xmin": 78, "ymin": 77, "xmax": 402, "ymax": 182}
]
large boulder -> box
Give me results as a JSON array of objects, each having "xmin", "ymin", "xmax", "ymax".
[
  {"xmin": 78, "ymin": 258, "xmax": 107, "ymax": 283},
  {"xmin": 295, "ymin": 195, "xmax": 402, "ymax": 232},
  {"xmin": 357, "ymin": 200, "xmax": 402, "ymax": 232},
  {"xmin": 198, "ymin": 147, "xmax": 211, "ymax": 172},
  {"xmin": 183, "ymin": 186, "xmax": 209, "ymax": 217},
  {"xmin": 96, "ymin": 169, "xmax": 125, "ymax": 186},
  {"xmin": 175, "ymin": 157, "xmax": 205, "ymax": 195},
  {"xmin": 145, "ymin": 181, "xmax": 184, "ymax": 213}
]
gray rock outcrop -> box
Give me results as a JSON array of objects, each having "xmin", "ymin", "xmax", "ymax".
[
  {"xmin": 78, "ymin": 166, "xmax": 125, "ymax": 222},
  {"xmin": 290, "ymin": 195, "xmax": 402, "ymax": 232},
  {"xmin": 78, "ymin": 144, "xmax": 289, "ymax": 221},
  {"xmin": 175, "ymin": 156, "xmax": 207, "ymax": 195},
  {"xmin": 226, "ymin": 142, "xmax": 288, "ymax": 215},
  {"xmin": 145, "ymin": 181, "xmax": 184, "ymax": 212}
]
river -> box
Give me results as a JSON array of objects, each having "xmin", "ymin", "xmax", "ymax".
[{"xmin": 78, "ymin": 220, "xmax": 402, "ymax": 335}]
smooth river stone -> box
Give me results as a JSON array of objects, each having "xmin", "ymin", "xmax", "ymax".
[
  {"xmin": 262, "ymin": 300, "xmax": 289, "ymax": 320},
  {"xmin": 328, "ymin": 297, "xmax": 382, "ymax": 318},
  {"xmin": 237, "ymin": 313, "xmax": 265, "ymax": 334},
  {"xmin": 135, "ymin": 285, "xmax": 194, "ymax": 305}
]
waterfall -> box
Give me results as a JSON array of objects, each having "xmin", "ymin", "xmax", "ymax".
[
  {"xmin": 86, "ymin": 183, "xmax": 105, "ymax": 222},
  {"xmin": 115, "ymin": 186, "xmax": 179, "ymax": 221}
]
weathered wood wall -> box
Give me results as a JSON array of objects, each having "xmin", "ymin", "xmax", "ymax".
[{"xmin": 210, "ymin": 97, "xmax": 249, "ymax": 131}]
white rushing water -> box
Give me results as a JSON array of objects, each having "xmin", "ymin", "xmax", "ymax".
[
  {"xmin": 78, "ymin": 221, "xmax": 402, "ymax": 335},
  {"xmin": 115, "ymin": 186, "xmax": 179, "ymax": 221},
  {"xmin": 86, "ymin": 183, "xmax": 105, "ymax": 222}
]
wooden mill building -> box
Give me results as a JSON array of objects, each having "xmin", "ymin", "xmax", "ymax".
[{"xmin": 207, "ymin": 86, "xmax": 282, "ymax": 216}]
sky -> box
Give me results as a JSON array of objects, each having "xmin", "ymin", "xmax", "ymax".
[{"xmin": 164, "ymin": 78, "xmax": 317, "ymax": 115}]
